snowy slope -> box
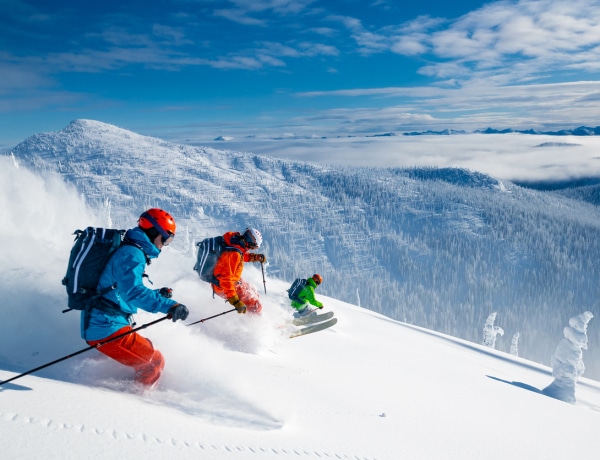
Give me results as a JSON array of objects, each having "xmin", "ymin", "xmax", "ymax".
[
  {"xmin": 2, "ymin": 292, "xmax": 600, "ymax": 460},
  {"xmin": 1, "ymin": 142, "xmax": 600, "ymax": 460}
]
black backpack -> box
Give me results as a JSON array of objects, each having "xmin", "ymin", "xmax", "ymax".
[
  {"xmin": 193, "ymin": 236, "xmax": 242, "ymax": 285},
  {"xmin": 62, "ymin": 227, "xmax": 125, "ymax": 313},
  {"xmin": 287, "ymin": 278, "xmax": 307, "ymax": 303}
]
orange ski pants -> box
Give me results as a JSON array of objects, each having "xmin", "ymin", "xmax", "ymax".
[
  {"xmin": 87, "ymin": 326, "xmax": 165, "ymax": 387},
  {"xmin": 213, "ymin": 278, "xmax": 262, "ymax": 314}
]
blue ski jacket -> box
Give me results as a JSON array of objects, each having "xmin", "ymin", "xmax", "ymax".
[{"xmin": 81, "ymin": 226, "xmax": 177, "ymax": 341}]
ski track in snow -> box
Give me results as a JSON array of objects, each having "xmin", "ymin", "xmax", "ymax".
[{"xmin": 0, "ymin": 410, "xmax": 374, "ymax": 459}]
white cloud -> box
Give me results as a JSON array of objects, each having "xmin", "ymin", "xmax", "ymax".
[
  {"xmin": 206, "ymin": 40, "xmax": 338, "ymax": 70},
  {"xmin": 326, "ymin": 14, "xmax": 363, "ymax": 31},
  {"xmin": 327, "ymin": 0, "xmax": 600, "ymax": 89},
  {"xmin": 419, "ymin": 0, "xmax": 600, "ymax": 83},
  {"xmin": 297, "ymin": 41, "xmax": 339, "ymax": 56},
  {"xmin": 216, "ymin": 132, "xmax": 600, "ymax": 185},
  {"xmin": 292, "ymin": 79, "xmax": 600, "ymax": 134},
  {"xmin": 308, "ymin": 26, "xmax": 338, "ymax": 37},
  {"xmin": 391, "ymin": 35, "xmax": 429, "ymax": 55},
  {"xmin": 213, "ymin": 8, "xmax": 266, "ymax": 26},
  {"xmin": 213, "ymin": 0, "xmax": 317, "ymax": 24}
]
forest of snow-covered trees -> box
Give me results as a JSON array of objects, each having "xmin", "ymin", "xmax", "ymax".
[{"xmin": 8, "ymin": 119, "xmax": 600, "ymax": 379}]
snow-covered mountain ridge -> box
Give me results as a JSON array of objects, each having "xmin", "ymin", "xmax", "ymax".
[{"xmin": 7, "ymin": 119, "xmax": 600, "ymax": 380}]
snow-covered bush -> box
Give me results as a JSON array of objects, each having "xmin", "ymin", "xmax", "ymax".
[
  {"xmin": 510, "ymin": 332, "xmax": 519, "ymax": 357},
  {"xmin": 482, "ymin": 312, "xmax": 504, "ymax": 349},
  {"xmin": 542, "ymin": 311, "xmax": 594, "ymax": 404}
]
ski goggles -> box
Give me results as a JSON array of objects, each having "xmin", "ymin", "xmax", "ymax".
[
  {"xmin": 162, "ymin": 232, "xmax": 175, "ymax": 246},
  {"xmin": 140, "ymin": 212, "xmax": 175, "ymax": 246},
  {"xmin": 243, "ymin": 232, "xmax": 258, "ymax": 249}
]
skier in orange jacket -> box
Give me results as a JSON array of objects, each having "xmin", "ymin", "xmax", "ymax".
[{"xmin": 211, "ymin": 228, "xmax": 266, "ymax": 314}]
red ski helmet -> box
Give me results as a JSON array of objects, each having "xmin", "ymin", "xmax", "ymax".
[
  {"xmin": 312, "ymin": 274, "xmax": 323, "ymax": 285},
  {"xmin": 138, "ymin": 208, "xmax": 176, "ymax": 245}
]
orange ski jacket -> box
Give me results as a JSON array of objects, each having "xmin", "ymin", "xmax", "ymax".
[{"xmin": 211, "ymin": 231, "xmax": 253, "ymax": 299}]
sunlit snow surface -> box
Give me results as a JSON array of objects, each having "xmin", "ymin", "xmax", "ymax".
[{"xmin": 1, "ymin": 154, "xmax": 600, "ymax": 459}]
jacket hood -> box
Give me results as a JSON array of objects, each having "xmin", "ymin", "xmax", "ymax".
[
  {"xmin": 125, "ymin": 227, "xmax": 161, "ymax": 259},
  {"xmin": 223, "ymin": 231, "xmax": 247, "ymax": 252}
]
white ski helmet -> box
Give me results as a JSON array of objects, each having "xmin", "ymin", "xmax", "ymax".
[{"xmin": 243, "ymin": 227, "xmax": 262, "ymax": 249}]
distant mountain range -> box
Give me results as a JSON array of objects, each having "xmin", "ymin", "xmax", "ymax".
[
  {"xmin": 6, "ymin": 119, "xmax": 600, "ymax": 379},
  {"xmin": 403, "ymin": 126, "xmax": 600, "ymax": 136},
  {"xmin": 230, "ymin": 126, "xmax": 600, "ymax": 140}
]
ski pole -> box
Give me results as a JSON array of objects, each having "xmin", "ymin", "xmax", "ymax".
[
  {"xmin": 261, "ymin": 262, "xmax": 267, "ymax": 294},
  {"xmin": 0, "ymin": 315, "xmax": 170, "ymax": 386},
  {"xmin": 186, "ymin": 308, "xmax": 236, "ymax": 326}
]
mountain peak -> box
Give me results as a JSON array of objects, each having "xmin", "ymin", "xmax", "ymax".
[
  {"xmin": 65, "ymin": 119, "xmax": 108, "ymax": 129},
  {"xmin": 60, "ymin": 119, "xmax": 149, "ymax": 142},
  {"xmin": 10, "ymin": 119, "xmax": 172, "ymax": 160}
]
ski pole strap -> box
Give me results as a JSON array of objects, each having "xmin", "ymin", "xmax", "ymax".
[
  {"xmin": 0, "ymin": 315, "xmax": 170, "ymax": 387},
  {"xmin": 187, "ymin": 308, "xmax": 236, "ymax": 326}
]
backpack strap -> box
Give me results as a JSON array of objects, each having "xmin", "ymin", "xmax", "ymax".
[
  {"xmin": 224, "ymin": 245, "xmax": 243, "ymax": 255},
  {"xmin": 122, "ymin": 236, "xmax": 151, "ymax": 265},
  {"xmin": 122, "ymin": 235, "xmax": 153, "ymax": 285},
  {"xmin": 92, "ymin": 297, "xmax": 133, "ymax": 320}
]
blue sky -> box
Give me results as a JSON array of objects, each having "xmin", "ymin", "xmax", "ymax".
[{"xmin": 3, "ymin": 0, "xmax": 600, "ymax": 148}]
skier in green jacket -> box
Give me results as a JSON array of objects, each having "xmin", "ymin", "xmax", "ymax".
[{"xmin": 291, "ymin": 274, "xmax": 324, "ymax": 318}]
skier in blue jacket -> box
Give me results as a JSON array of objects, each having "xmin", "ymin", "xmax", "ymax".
[{"xmin": 82, "ymin": 208, "xmax": 189, "ymax": 387}]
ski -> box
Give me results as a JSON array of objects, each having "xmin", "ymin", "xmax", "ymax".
[
  {"xmin": 292, "ymin": 311, "xmax": 334, "ymax": 326},
  {"xmin": 290, "ymin": 318, "xmax": 337, "ymax": 339}
]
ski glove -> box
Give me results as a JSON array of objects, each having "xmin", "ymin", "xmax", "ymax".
[
  {"xmin": 159, "ymin": 287, "xmax": 173, "ymax": 298},
  {"xmin": 247, "ymin": 253, "xmax": 266, "ymax": 263},
  {"xmin": 168, "ymin": 303, "xmax": 189, "ymax": 322},
  {"xmin": 228, "ymin": 295, "xmax": 247, "ymax": 314}
]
